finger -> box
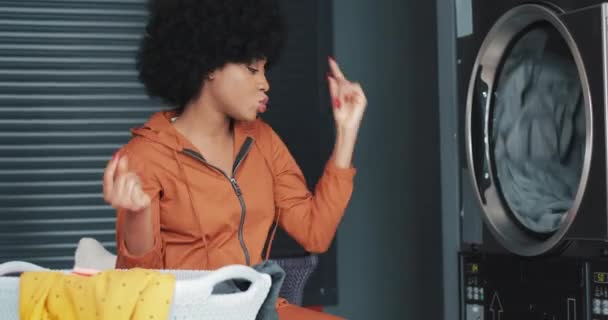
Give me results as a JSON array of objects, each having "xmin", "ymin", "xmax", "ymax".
[
  {"xmin": 103, "ymin": 152, "xmax": 120, "ymax": 202},
  {"xmin": 117, "ymin": 155, "xmax": 129, "ymax": 176},
  {"xmin": 342, "ymin": 84, "xmax": 355, "ymax": 103},
  {"xmin": 345, "ymin": 94, "xmax": 354, "ymax": 104},
  {"xmin": 352, "ymin": 83, "xmax": 367, "ymax": 105},
  {"xmin": 128, "ymin": 176, "xmax": 146, "ymax": 209},
  {"xmin": 113, "ymin": 172, "xmax": 134, "ymax": 208},
  {"xmin": 112, "ymin": 173, "xmax": 127, "ymax": 208},
  {"xmin": 125, "ymin": 174, "xmax": 144, "ymax": 211},
  {"xmin": 124, "ymin": 175, "xmax": 138, "ymax": 208},
  {"xmin": 127, "ymin": 174, "xmax": 151, "ymax": 210},
  {"xmin": 327, "ymin": 75, "xmax": 339, "ymax": 99},
  {"xmin": 337, "ymin": 83, "xmax": 354, "ymax": 107},
  {"xmin": 352, "ymin": 82, "xmax": 365, "ymax": 97},
  {"xmin": 328, "ymin": 57, "xmax": 346, "ymax": 80},
  {"xmin": 121, "ymin": 174, "xmax": 148, "ymax": 211},
  {"xmin": 345, "ymin": 83, "xmax": 364, "ymax": 104},
  {"xmin": 132, "ymin": 186, "xmax": 151, "ymax": 210}
]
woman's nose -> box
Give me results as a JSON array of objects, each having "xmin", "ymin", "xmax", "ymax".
[{"xmin": 258, "ymin": 75, "xmax": 269, "ymax": 92}]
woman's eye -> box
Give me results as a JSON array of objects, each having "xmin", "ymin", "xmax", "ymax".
[{"xmin": 247, "ymin": 66, "xmax": 259, "ymax": 74}]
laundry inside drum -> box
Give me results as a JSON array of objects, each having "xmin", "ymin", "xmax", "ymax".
[{"xmin": 490, "ymin": 22, "xmax": 586, "ymax": 234}]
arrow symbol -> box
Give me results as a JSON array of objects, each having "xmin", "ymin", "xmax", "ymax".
[{"xmin": 490, "ymin": 292, "xmax": 503, "ymax": 320}]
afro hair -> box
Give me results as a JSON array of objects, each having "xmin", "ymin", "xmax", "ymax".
[{"xmin": 137, "ymin": 0, "xmax": 286, "ymax": 110}]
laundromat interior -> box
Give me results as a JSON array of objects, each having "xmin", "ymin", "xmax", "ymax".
[{"xmin": 6, "ymin": 0, "xmax": 608, "ymax": 319}]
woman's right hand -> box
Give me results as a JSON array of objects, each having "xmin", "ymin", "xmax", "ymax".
[{"xmin": 103, "ymin": 152, "xmax": 151, "ymax": 212}]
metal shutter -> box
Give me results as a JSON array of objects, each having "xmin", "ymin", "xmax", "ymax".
[{"xmin": 0, "ymin": 0, "xmax": 162, "ymax": 269}]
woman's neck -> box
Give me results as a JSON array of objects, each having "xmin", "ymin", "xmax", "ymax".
[{"xmin": 172, "ymin": 96, "xmax": 233, "ymax": 144}]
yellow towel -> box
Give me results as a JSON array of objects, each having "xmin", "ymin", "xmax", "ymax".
[{"xmin": 19, "ymin": 268, "xmax": 175, "ymax": 320}]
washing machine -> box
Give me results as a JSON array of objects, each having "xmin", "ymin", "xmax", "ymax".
[{"xmin": 458, "ymin": 1, "xmax": 608, "ymax": 319}]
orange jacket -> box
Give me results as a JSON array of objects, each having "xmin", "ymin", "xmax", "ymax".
[{"xmin": 115, "ymin": 111, "xmax": 355, "ymax": 270}]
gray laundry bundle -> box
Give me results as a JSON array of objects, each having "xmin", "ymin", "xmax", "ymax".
[
  {"xmin": 213, "ymin": 260, "xmax": 286, "ymax": 320},
  {"xmin": 492, "ymin": 27, "xmax": 585, "ymax": 233}
]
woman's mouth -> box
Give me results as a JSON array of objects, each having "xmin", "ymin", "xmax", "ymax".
[{"xmin": 258, "ymin": 97, "xmax": 269, "ymax": 113}]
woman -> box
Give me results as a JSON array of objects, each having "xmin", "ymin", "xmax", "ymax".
[{"xmin": 103, "ymin": 0, "xmax": 366, "ymax": 318}]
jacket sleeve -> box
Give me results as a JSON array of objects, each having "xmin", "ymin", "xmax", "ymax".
[
  {"xmin": 114, "ymin": 147, "xmax": 164, "ymax": 269},
  {"xmin": 263, "ymin": 122, "xmax": 356, "ymax": 253}
]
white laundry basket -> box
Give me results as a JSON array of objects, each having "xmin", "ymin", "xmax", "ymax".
[{"xmin": 0, "ymin": 261, "xmax": 272, "ymax": 320}]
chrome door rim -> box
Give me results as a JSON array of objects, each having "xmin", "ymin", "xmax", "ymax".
[{"xmin": 464, "ymin": 4, "xmax": 593, "ymax": 256}]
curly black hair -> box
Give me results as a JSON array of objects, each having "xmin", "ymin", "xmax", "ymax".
[{"xmin": 137, "ymin": 0, "xmax": 286, "ymax": 110}]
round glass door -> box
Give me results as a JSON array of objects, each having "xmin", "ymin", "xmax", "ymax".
[{"xmin": 465, "ymin": 4, "xmax": 592, "ymax": 256}]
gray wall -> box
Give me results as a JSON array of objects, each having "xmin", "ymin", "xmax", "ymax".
[
  {"xmin": 437, "ymin": 0, "xmax": 461, "ymax": 320},
  {"xmin": 326, "ymin": 0, "xmax": 443, "ymax": 318}
]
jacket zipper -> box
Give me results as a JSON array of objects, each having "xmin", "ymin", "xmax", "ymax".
[{"xmin": 181, "ymin": 137, "xmax": 254, "ymax": 266}]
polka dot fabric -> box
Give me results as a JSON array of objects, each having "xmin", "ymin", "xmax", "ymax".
[{"xmin": 19, "ymin": 268, "xmax": 175, "ymax": 320}]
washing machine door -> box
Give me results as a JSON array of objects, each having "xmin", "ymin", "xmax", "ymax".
[{"xmin": 465, "ymin": 3, "xmax": 600, "ymax": 256}]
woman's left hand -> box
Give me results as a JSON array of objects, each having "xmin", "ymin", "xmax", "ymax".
[{"xmin": 327, "ymin": 57, "xmax": 367, "ymax": 132}]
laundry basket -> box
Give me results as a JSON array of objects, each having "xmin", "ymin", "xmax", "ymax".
[{"xmin": 0, "ymin": 261, "xmax": 272, "ymax": 320}]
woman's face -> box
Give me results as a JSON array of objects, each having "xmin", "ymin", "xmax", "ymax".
[{"xmin": 207, "ymin": 59, "xmax": 270, "ymax": 121}]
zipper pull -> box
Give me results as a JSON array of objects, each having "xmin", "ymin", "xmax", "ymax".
[{"xmin": 230, "ymin": 178, "xmax": 242, "ymax": 197}]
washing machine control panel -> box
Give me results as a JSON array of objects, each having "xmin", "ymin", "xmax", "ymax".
[
  {"xmin": 461, "ymin": 257, "xmax": 486, "ymax": 320},
  {"xmin": 589, "ymin": 268, "xmax": 608, "ymax": 319},
  {"xmin": 464, "ymin": 262, "xmax": 485, "ymax": 302},
  {"xmin": 461, "ymin": 253, "xmax": 594, "ymax": 320}
]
